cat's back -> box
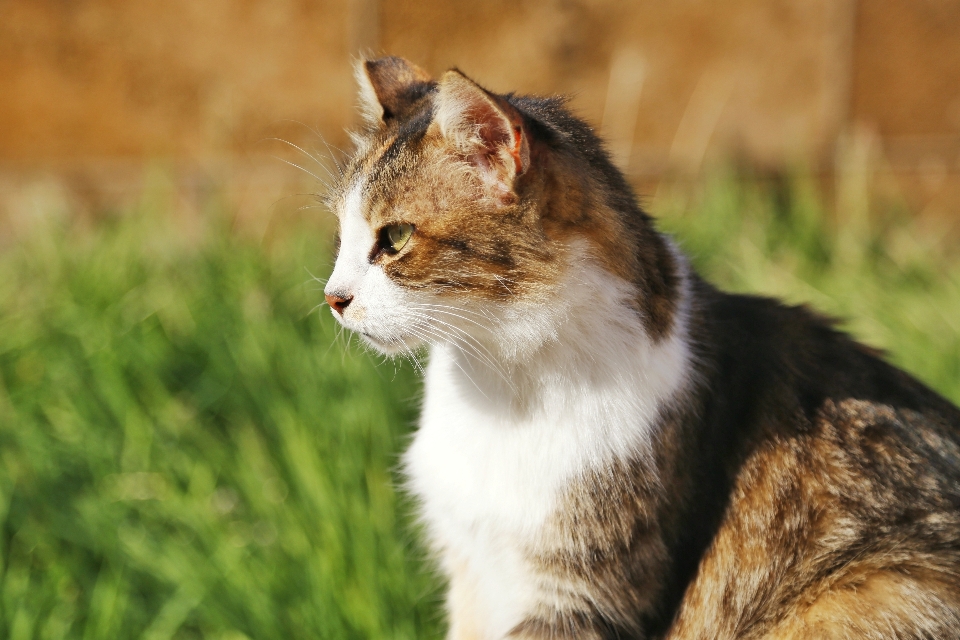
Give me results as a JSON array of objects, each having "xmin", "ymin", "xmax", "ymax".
[
  {"xmin": 665, "ymin": 286, "xmax": 960, "ymax": 639},
  {"xmin": 668, "ymin": 400, "xmax": 960, "ymax": 639}
]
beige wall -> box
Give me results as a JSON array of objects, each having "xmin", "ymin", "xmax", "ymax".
[
  {"xmin": 0, "ymin": 0, "xmax": 353, "ymax": 161},
  {"xmin": 383, "ymin": 0, "xmax": 856, "ymax": 174},
  {"xmin": 852, "ymin": 0, "xmax": 960, "ymax": 214},
  {"xmin": 1, "ymin": 0, "xmax": 959, "ymax": 215}
]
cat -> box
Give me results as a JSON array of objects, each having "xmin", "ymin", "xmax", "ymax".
[{"xmin": 322, "ymin": 56, "xmax": 960, "ymax": 639}]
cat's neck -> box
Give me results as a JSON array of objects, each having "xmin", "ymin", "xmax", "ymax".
[{"xmin": 427, "ymin": 246, "xmax": 695, "ymax": 422}]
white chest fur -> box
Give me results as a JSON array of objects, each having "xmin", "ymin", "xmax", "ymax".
[{"xmin": 404, "ymin": 269, "xmax": 691, "ymax": 638}]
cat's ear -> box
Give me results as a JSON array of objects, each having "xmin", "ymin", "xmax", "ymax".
[
  {"xmin": 435, "ymin": 70, "xmax": 530, "ymax": 203},
  {"xmin": 356, "ymin": 56, "xmax": 434, "ymax": 125}
]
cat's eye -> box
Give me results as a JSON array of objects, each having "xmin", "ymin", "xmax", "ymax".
[{"xmin": 381, "ymin": 223, "xmax": 414, "ymax": 254}]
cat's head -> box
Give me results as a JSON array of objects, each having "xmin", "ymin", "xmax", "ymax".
[{"xmin": 323, "ymin": 57, "xmax": 677, "ymax": 360}]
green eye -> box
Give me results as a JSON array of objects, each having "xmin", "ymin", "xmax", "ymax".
[{"xmin": 383, "ymin": 223, "xmax": 414, "ymax": 253}]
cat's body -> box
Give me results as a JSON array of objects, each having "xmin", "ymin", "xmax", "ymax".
[{"xmin": 324, "ymin": 57, "xmax": 960, "ymax": 639}]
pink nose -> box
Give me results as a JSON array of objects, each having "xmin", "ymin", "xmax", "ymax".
[{"xmin": 325, "ymin": 292, "xmax": 353, "ymax": 315}]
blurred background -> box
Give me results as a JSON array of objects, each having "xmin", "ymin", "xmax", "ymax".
[
  {"xmin": 3, "ymin": 0, "xmax": 960, "ymax": 224},
  {"xmin": 1, "ymin": 1, "xmax": 959, "ymax": 639}
]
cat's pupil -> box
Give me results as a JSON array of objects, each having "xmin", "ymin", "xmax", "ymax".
[{"xmin": 386, "ymin": 224, "xmax": 413, "ymax": 252}]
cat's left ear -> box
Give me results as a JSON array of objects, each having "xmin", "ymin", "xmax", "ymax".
[
  {"xmin": 356, "ymin": 56, "xmax": 435, "ymax": 125},
  {"xmin": 435, "ymin": 70, "xmax": 530, "ymax": 204}
]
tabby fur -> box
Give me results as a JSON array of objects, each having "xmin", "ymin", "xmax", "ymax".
[{"xmin": 323, "ymin": 56, "xmax": 960, "ymax": 639}]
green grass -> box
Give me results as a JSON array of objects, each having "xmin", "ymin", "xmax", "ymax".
[
  {"xmin": 0, "ymin": 186, "xmax": 440, "ymax": 639},
  {"xmin": 0, "ymin": 171, "xmax": 958, "ymax": 639},
  {"xmin": 656, "ymin": 171, "xmax": 960, "ymax": 403}
]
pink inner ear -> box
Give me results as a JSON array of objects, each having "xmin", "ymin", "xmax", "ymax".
[
  {"xmin": 472, "ymin": 104, "xmax": 512, "ymax": 149},
  {"xmin": 437, "ymin": 71, "xmax": 529, "ymax": 198},
  {"xmin": 470, "ymin": 104, "xmax": 525, "ymax": 178}
]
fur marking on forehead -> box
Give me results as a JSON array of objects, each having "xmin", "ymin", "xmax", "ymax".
[{"xmin": 342, "ymin": 136, "xmax": 400, "ymax": 224}]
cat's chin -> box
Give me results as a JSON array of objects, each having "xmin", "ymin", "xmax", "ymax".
[{"xmin": 359, "ymin": 331, "xmax": 423, "ymax": 356}]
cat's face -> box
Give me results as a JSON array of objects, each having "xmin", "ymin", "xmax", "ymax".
[{"xmin": 324, "ymin": 59, "xmax": 566, "ymax": 357}]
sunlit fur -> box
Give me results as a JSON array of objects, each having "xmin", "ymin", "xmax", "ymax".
[
  {"xmin": 407, "ymin": 247, "xmax": 692, "ymax": 638},
  {"xmin": 324, "ymin": 57, "xmax": 960, "ymax": 639}
]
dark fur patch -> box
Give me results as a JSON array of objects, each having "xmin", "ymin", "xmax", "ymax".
[{"xmin": 362, "ymin": 57, "xmax": 436, "ymax": 123}]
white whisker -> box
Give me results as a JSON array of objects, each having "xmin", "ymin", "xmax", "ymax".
[
  {"xmin": 272, "ymin": 156, "xmax": 330, "ymax": 187},
  {"xmin": 263, "ymin": 137, "xmax": 334, "ymax": 178}
]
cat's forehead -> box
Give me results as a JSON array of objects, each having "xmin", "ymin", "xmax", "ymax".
[
  {"xmin": 337, "ymin": 127, "xmax": 439, "ymax": 223},
  {"xmin": 351, "ymin": 131, "xmax": 398, "ymax": 181},
  {"xmin": 334, "ymin": 134, "xmax": 395, "ymax": 222}
]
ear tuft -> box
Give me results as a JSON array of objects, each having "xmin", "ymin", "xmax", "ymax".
[
  {"xmin": 435, "ymin": 70, "xmax": 530, "ymax": 201},
  {"xmin": 355, "ymin": 56, "xmax": 434, "ymax": 125}
]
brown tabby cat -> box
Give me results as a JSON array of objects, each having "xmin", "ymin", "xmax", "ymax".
[{"xmin": 323, "ymin": 56, "xmax": 960, "ymax": 639}]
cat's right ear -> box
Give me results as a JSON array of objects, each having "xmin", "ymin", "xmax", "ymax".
[
  {"xmin": 356, "ymin": 56, "xmax": 434, "ymax": 126},
  {"xmin": 434, "ymin": 70, "xmax": 530, "ymax": 205}
]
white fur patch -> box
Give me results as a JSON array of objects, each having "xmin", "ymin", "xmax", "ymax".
[
  {"xmin": 404, "ymin": 246, "xmax": 693, "ymax": 638},
  {"xmin": 327, "ymin": 183, "xmax": 374, "ymax": 292}
]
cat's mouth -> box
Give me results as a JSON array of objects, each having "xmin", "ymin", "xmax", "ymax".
[{"xmin": 360, "ymin": 330, "xmax": 389, "ymax": 346}]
